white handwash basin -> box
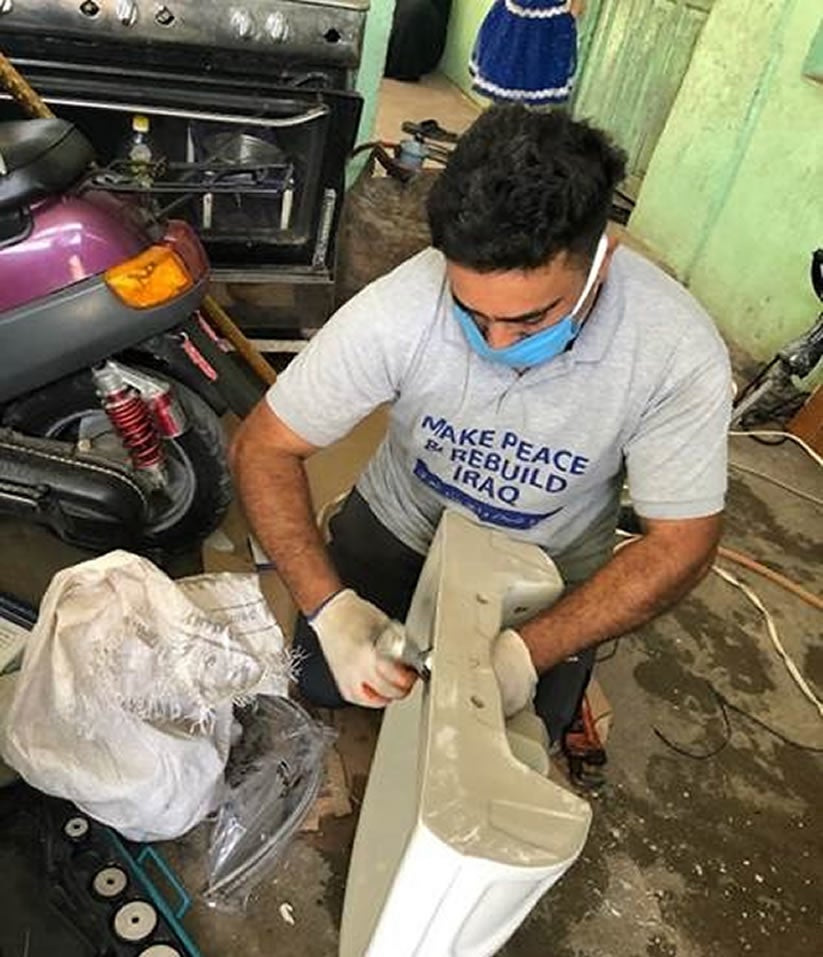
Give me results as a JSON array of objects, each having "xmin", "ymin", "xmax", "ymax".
[{"xmin": 339, "ymin": 510, "xmax": 592, "ymax": 956}]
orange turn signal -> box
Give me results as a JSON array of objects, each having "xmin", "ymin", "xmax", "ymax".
[{"xmin": 105, "ymin": 245, "xmax": 193, "ymax": 309}]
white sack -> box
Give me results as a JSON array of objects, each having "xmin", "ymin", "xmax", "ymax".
[{"xmin": 1, "ymin": 550, "xmax": 289, "ymax": 841}]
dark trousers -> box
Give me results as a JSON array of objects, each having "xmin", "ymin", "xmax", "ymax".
[{"xmin": 294, "ymin": 491, "xmax": 594, "ymax": 743}]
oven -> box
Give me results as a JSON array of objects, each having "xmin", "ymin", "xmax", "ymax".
[{"xmin": 0, "ymin": 0, "xmax": 368, "ymax": 336}]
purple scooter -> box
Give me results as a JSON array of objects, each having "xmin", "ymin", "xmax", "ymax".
[{"xmin": 0, "ymin": 118, "xmax": 259, "ymax": 554}]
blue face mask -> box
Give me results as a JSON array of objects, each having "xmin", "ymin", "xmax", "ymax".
[{"xmin": 452, "ymin": 235, "xmax": 608, "ymax": 369}]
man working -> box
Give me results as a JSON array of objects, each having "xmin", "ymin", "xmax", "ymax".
[{"xmin": 231, "ymin": 106, "xmax": 731, "ymax": 745}]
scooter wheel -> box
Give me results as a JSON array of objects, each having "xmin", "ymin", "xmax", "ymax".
[{"xmin": 3, "ymin": 368, "xmax": 232, "ymax": 554}]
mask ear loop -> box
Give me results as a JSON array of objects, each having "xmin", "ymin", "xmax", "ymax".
[{"xmin": 569, "ymin": 233, "xmax": 609, "ymax": 319}]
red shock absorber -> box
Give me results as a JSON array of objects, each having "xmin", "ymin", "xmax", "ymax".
[{"xmin": 93, "ymin": 364, "xmax": 165, "ymax": 472}]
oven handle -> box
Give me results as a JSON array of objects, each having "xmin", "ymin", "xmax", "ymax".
[
  {"xmin": 0, "ymin": 94, "xmax": 329, "ymax": 129},
  {"xmin": 252, "ymin": 105, "xmax": 328, "ymax": 129}
]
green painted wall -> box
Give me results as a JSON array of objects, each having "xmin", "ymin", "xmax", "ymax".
[
  {"xmin": 440, "ymin": 0, "xmax": 494, "ymax": 103},
  {"xmin": 347, "ymin": 0, "xmax": 396, "ymax": 183},
  {"xmin": 355, "ymin": 0, "xmax": 397, "ymax": 143},
  {"xmin": 630, "ymin": 0, "xmax": 823, "ymax": 361},
  {"xmin": 804, "ymin": 16, "xmax": 823, "ymax": 81}
]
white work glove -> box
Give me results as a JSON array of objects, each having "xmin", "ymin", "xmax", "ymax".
[
  {"xmin": 492, "ymin": 628, "xmax": 539, "ymax": 717},
  {"xmin": 310, "ymin": 589, "xmax": 415, "ymax": 708}
]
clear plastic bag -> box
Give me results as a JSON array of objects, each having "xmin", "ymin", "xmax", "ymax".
[{"xmin": 205, "ymin": 695, "xmax": 335, "ymax": 911}]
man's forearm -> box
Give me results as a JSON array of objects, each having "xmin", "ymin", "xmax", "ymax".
[
  {"xmin": 233, "ymin": 448, "xmax": 341, "ymax": 615},
  {"xmin": 519, "ymin": 531, "xmax": 717, "ymax": 672}
]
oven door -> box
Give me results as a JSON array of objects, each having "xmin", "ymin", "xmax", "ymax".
[{"xmin": 0, "ymin": 62, "xmax": 362, "ymax": 282}]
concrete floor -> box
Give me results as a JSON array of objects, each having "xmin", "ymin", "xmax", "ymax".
[
  {"xmin": 376, "ymin": 73, "xmax": 482, "ymax": 142},
  {"xmin": 0, "ymin": 409, "xmax": 819, "ymax": 957},
  {"xmin": 1, "ymin": 76, "xmax": 822, "ymax": 957},
  {"xmin": 182, "ymin": 435, "xmax": 821, "ymax": 957}
]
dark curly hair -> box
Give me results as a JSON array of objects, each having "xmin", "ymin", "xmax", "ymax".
[{"xmin": 427, "ymin": 105, "xmax": 627, "ymax": 272}]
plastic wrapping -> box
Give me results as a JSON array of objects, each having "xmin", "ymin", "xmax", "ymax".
[{"xmin": 205, "ymin": 695, "xmax": 335, "ymax": 911}]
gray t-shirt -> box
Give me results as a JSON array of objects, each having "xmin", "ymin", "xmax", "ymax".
[{"xmin": 267, "ymin": 246, "xmax": 731, "ymax": 582}]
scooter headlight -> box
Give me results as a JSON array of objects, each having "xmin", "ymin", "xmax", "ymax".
[{"xmin": 105, "ymin": 245, "xmax": 193, "ymax": 309}]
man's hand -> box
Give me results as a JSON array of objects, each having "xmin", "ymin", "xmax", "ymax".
[
  {"xmin": 310, "ymin": 589, "xmax": 417, "ymax": 708},
  {"xmin": 492, "ymin": 628, "xmax": 538, "ymax": 717}
]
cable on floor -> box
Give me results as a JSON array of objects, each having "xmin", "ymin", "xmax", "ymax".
[
  {"xmin": 717, "ymin": 545, "xmax": 823, "ymax": 612},
  {"xmin": 711, "ymin": 687, "xmax": 823, "ymax": 752},
  {"xmin": 712, "ymin": 562, "xmax": 823, "ymax": 718},
  {"xmin": 595, "ymin": 638, "xmax": 620, "ymax": 663},
  {"xmin": 652, "ymin": 684, "xmax": 732, "ymax": 760},
  {"xmin": 747, "ymin": 433, "xmax": 788, "ymax": 446},
  {"xmin": 652, "ymin": 681, "xmax": 823, "ymax": 760},
  {"xmin": 614, "ymin": 531, "xmax": 822, "ymax": 716},
  {"xmin": 728, "ymin": 460, "xmax": 823, "ymax": 508},
  {"xmin": 616, "ymin": 431, "xmax": 823, "ymax": 756},
  {"xmin": 729, "ymin": 429, "xmax": 823, "ymax": 468}
]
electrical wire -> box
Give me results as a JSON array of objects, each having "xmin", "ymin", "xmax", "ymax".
[
  {"xmin": 727, "ymin": 428, "xmax": 823, "ymax": 606},
  {"xmin": 747, "ymin": 433, "xmax": 788, "ymax": 446},
  {"xmin": 613, "ymin": 430, "xmax": 823, "ymax": 757},
  {"xmin": 652, "ymin": 681, "xmax": 823, "ymax": 759},
  {"xmin": 594, "ymin": 545, "xmax": 823, "ymax": 755},
  {"xmin": 595, "ymin": 638, "xmax": 620, "ymax": 662},
  {"xmin": 728, "ymin": 460, "xmax": 823, "ymax": 507},
  {"xmin": 614, "ymin": 531, "xmax": 823, "ymax": 714},
  {"xmin": 653, "ymin": 687, "xmax": 732, "ymax": 760},
  {"xmin": 711, "ymin": 562, "xmax": 823, "ymax": 718},
  {"xmin": 711, "ymin": 687, "xmax": 823, "ymax": 752},
  {"xmin": 729, "ymin": 429, "xmax": 823, "ymax": 468},
  {"xmin": 717, "ymin": 545, "xmax": 823, "ymax": 613}
]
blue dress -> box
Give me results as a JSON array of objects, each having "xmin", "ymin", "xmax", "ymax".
[{"xmin": 470, "ymin": 0, "xmax": 578, "ymax": 106}]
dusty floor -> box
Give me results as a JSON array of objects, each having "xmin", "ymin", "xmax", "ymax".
[
  {"xmin": 173, "ymin": 434, "xmax": 823, "ymax": 957},
  {"xmin": 1, "ymin": 75, "xmax": 822, "ymax": 957},
  {"xmin": 376, "ymin": 73, "xmax": 482, "ymax": 142},
  {"xmin": 0, "ymin": 411, "xmax": 820, "ymax": 957}
]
